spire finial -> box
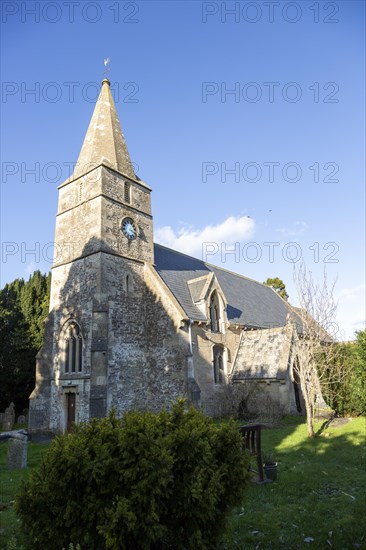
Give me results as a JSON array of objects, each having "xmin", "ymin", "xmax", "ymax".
[{"xmin": 102, "ymin": 58, "xmax": 111, "ymax": 86}]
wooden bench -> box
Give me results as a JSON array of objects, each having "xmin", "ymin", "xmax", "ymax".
[{"xmin": 239, "ymin": 424, "xmax": 265, "ymax": 483}]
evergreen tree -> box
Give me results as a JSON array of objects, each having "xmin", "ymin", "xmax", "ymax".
[
  {"xmin": 0, "ymin": 271, "xmax": 50, "ymax": 414},
  {"xmin": 263, "ymin": 277, "xmax": 289, "ymax": 301},
  {"xmin": 320, "ymin": 329, "xmax": 366, "ymax": 416},
  {"xmin": 349, "ymin": 329, "xmax": 366, "ymax": 414}
]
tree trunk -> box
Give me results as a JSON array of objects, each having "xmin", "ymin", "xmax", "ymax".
[{"xmin": 304, "ymin": 391, "xmax": 315, "ymax": 437}]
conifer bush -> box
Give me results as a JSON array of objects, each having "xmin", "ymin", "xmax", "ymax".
[{"xmin": 15, "ymin": 401, "xmax": 249, "ymax": 549}]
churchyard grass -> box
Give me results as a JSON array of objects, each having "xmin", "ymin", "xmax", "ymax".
[
  {"xmin": 1, "ymin": 417, "xmax": 365, "ymax": 549},
  {"xmin": 0, "ymin": 441, "xmax": 50, "ymax": 548},
  {"xmin": 221, "ymin": 416, "xmax": 366, "ymax": 549}
]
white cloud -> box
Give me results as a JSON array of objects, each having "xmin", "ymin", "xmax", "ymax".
[{"xmin": 155, "ymin": 215, "xmax": 255, "ymax": 256}]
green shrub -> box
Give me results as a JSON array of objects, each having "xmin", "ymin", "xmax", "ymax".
[
  {"xmin": 321, "ymin": 330, "xmax": 366, "ymax": 416},
  {"xmin": 15, "ymin": 401, "xmax": 249, "ymax": 549}
]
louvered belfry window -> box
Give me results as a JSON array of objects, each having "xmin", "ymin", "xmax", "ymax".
[{"xmin": 124, "ymin": 182, "xmax": 131, "ymax": 204}]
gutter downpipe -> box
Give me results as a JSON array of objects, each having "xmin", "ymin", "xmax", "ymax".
[{"xmin": 188, "ymin": 318, "xmax": 193, "ymax": 355}]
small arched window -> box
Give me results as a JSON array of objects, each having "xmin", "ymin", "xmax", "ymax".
[
  {"xmin": 64, "ymin": 321, "xmax": 83, "ymax": 374},
  {"xmin": 209, "ymin": 291, "xmax": 221, "ymax": 333},
  {"xmin": 125, "ymin": 273, "xmax": 134, "ymax": 295},
  {"xmin": 213, "ymin": 345, "xmax": 225, "ymax": 384},
  {"xmin": 124, "ymin": 182, "xmax": 131, "ymax": 204}
]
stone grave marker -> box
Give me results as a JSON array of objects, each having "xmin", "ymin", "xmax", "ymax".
[
  {"xmin": 6, "ymin": 433, "xmax": 28, "ymax": 470},
  {"xmin": 2, "ymin": 402, "xmax": 15, "ymax": 431}
]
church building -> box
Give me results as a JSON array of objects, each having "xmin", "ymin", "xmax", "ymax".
[{"xmin": 29, "ymin": 78, "xmax": 304, "ymax": 434}]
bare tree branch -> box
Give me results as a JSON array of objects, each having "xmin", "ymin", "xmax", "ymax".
[{"xmin": 287, "ymin": 263, "xmax": 340, "ymax": 437}]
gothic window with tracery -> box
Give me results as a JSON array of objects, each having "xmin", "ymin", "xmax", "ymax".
[{"xmin": 63, "ymin": 321, "xmax": 83, "ymax": 374}]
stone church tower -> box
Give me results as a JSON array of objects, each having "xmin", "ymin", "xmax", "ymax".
[
  {"xmin": 29, "ymin": 79, "xmax": 189, "ymax": 433},
  {"xmin": 29, "ymin": 77, "xmax": 314, "ymax": 434}
]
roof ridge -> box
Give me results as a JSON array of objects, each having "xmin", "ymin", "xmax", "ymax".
[
  {"xmin": 153, "ymin": 242, "xmax": 276, "ymax": 290},
  {"xmin": 154, "ymin": 243, "xmax": 212, "ymax": 269}
]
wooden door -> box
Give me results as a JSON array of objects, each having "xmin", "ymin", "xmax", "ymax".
[{"xmin": 67, "ymin": 393, "xmax": 76, "ymax": 432}]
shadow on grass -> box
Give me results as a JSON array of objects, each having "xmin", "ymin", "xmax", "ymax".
[
  {"xmin": 222, "ymin": 417, "xmax": 366, "ymax": 550},
  {"xmin": 1, "ymin": 419, "xmax": 365, "ymax": 550},
  {"xmin": 315, "ymin": 418, "xmax": 333, "ymax": 436}
]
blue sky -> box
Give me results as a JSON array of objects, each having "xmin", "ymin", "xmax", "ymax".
[{"xmin": 1, "ymin": 0, "xmax": 365, "ymax": 339}]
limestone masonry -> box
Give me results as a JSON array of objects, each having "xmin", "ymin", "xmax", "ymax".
[{"xmin": 29, "ymin": 78, "xmax": 306, "ymax": 433}]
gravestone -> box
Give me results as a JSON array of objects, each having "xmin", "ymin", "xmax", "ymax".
[
  {"xmin": 2, "ymin": 402, "xmax": 15, "ymax": 431},
  {"xmin": 17, "ymin": 415, "xmax": 26, "ymax": 424},
  {"xmin": 6, "ymin": 433, "xmax": 28, "ymax": 470},
  {"xmin": 22, "ymin": 408, "xmax": 29, "ymax": 422}
]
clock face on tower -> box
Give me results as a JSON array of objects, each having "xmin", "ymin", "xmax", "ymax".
[{"xmin": 121, "ymin": 217, "xmax": 137, "ymax": 240}]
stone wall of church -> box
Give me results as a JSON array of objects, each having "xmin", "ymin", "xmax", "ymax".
[
  {"xmin": 54, "ymin": 189, "xmax": 102, "ymax": 267},
  {"xmin": 102, "ymin": 168, "xmax": 151, "ymax": 216},
  {"xmin": 102, "ymin": 255, "xmax": 188, "ymax": 415},
  {"xmin": 189, "ymin": 323, "xmax": 301, "ymax": 417},
  {"xmin": 29, "ymin": 252, "xmax": 98, "ymax": 433},
  {"xmin": 231, "ymin": 379, "xmax": 298, "ymax": 415},
  {"xmin": 191, "ymin": 324, "xmax": 242, "ymax": 416},
  {"xmin": 101, "ymin": 199, "xmax": 153, "ymax": 264},
  {"xmin": 230, "ymin": 326, "xmax": 299, "ymax": 415},
  {"xmin": 232, "ymin": 326, "xmax": 293, "ymax": 381},
  {"xmin": 54, "ymin": 167, "xmax": 153, "ymax": 268},
  {"xmin": 42, "ymin": 254, "xmax": 99, "ymax": 432},
  {"xmin": 58, "ymin": 167, "xmax": 103, "ymax": 214},
  {"xmin": 101, "ymin": 167, "xmax": 154, "ymax": 264},
  {"xmin": 30, "ymin": 250, "xmax": 190, "ymax": 433}
]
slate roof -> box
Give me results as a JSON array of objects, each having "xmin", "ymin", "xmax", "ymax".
[
  {"xmin": 187, "ymin": 276, "xmax": 210, "ymax": 303},
  {"xmin": 154, "ymin": 244, "xmax": 292, "ymax": 328}
]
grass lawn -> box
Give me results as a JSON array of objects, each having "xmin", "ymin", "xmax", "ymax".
[
  {"xmin": 0, "ymin": 439, "xmax": 51, "ymax": 548},
  {"xmin": 221, "ymin": 416, "xmax": 366, "ymax": 550},
  {"xmin": 0, "ymin": 417, "xmax": 365, "ymax": 549}
]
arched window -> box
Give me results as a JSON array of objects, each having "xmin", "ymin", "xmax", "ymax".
[
  {"xmin": 125, "ymin": 273, "xmax": 134, "ymax": 295},
  {"xmin": 209, "ymin": 291, "xmax": 221, "ymax": 333},
  {"xmin": 213, "ymin": 345, "xmax": 225, "ymax": 384},
  {"xmin": 63, "ymin": 321, "xmax": 83, "ymax": 374},
  {"xmin": 124, "ymin": 182, "xmax": 131, "ymax": 204}
]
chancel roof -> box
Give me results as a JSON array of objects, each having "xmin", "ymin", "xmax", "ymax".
[{"xmin": 154, "ymin": 244, "xmax": 292, "ymax": 328}]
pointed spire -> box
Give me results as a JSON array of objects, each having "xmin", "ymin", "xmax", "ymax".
[{"xmin": 72, "ymin": 79, "xmax": 135, "ymax": 180}]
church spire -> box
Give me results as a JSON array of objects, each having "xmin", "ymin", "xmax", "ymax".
[{"xmin": 73, "ymin": 78, "xmax": 135, "ymax": 180}]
